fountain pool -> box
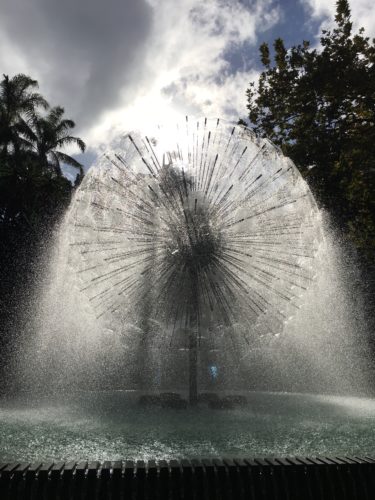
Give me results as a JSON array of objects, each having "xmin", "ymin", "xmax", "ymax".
[{"xmin": 1, "ymin": 391, "xmax": 375, "ymax": 462}]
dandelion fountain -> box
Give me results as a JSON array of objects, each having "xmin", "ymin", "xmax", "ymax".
[
  {"xmin": 0, "ymin": 118, "xmax": 373, "ymax": 476},
  {"xmin": 67, "ymin": 117, "xmax": 320, "ymax": 405}
]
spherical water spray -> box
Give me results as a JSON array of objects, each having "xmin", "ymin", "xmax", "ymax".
[{"xmin": 67, "ymin": 117, "xmax": 321, "ymax": 403}]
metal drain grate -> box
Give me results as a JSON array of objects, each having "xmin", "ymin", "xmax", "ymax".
[{"xmin": 1, "ymin": 456, "xmax": 374, "ymax": 499}]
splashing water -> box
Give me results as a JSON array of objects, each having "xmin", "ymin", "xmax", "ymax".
[{"xmin": 16, "ymin": 117, "xmax": 372, "ymax": 399}]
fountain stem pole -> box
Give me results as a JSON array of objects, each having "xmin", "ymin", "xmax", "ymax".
[
  {"xmin": 188, "ymin": 268, "xmax": 199, "ymax": 406},
  {"xmin": 189, "ymin": 332, "xmax": 198, "ymax": 405}
]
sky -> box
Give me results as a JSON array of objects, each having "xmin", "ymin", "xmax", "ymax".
[{"xmin": 1, "ymin": 0, "xmax": 374, "ymax": 171}]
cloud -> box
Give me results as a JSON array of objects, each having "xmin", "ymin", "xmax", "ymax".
[
  {"xmin": 0, "ymin": 0, "xmax": 153, "ymax": 128},
  {"xmin": 88, "ymin": 0, "xmax": 280, "ymax": 145},
  {"xmin": 301, "ymin": 0, "xmax": 375, "ymax": 38},
  {"xmin": 0, "ymin": 0, "xmax": 281, "ymax": 150}
]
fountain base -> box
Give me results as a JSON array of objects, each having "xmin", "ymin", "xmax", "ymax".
[{"xmin": 137, "ymin": 393, "xmax": 248, "ymax": 409}]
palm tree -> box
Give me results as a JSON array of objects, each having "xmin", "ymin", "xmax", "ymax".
[
  {"xmin": 0, "ymin": 74, "xmax": 86, "ymax": 228},
  {"xmin": 24, "ymin": 106, "xmax": 86, "ymax": 177},
  {"xmin": 0, "ymin": 74, "xmax": 48, "ymax": 156}
]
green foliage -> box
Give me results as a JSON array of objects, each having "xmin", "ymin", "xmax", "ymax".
[
  {"xmin": 0, "ymin": 73, "xmax": 86, "ymax": 230},
  {"xmin": 246, "ymin": 0, "xmax": 375, "ymax": 260}
]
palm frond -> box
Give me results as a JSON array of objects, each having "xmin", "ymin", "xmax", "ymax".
[
  {"xmin": 49, "ymin": 151, "xmax": 60, "ymax": 169},
  {"xmin": 16, "ymin": 136, "xmax": 36, "ymax": 151},
  {"xmin": 47, "ymin": 106, "xmax": 65, "ymax": 126},
  {"xmin": 12, "ymin": 74, "xmax": 39, "ymax": 91},
  {"xmin": 55, "ymin": 119, "xmax": 76, "ymax": 135},
  {"xmin": 53, "ymin": 151, "xmax": 84, "ymax": 170},
  {"xmin": 55, "ymin": 136, "xmax": 86, "ymax": 152},
  {"xmin": 22, "ymin": 93, "xmax": 49, "ymax": 115},
  {"xmin": 15, "ymin": 117, "xmax": 38, "ymax": 144}
]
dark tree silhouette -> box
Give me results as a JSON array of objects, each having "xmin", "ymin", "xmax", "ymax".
[
  {"xmin": 24, "ymin": 106, "xmax": 86, "ymax": 177},
  {"xmin": 0, "ymin": 75, "xmax": 86, "ymax": 228},
  {"xmin": 246, "ymin": 0, "xmax": 375, "ymax": 260},
  {"xmin": 0, "ymin": 74, "xmax": 48, "ymax": 157}
]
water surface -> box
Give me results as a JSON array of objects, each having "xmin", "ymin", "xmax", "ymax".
[{"xmin": 0, "ymin": 391, "xmax": 374, "ymax": 461}]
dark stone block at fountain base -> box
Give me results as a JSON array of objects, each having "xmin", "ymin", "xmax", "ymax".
[
  {"xmin": 138, "ymin": 393, "xmax": 188, "ymax": 409},
  {"xmin": 159, "ymin": 392, "xmax": 187, "ymax": 409},
  {"xmin": 208, "ymin": 395, "xmax": 248, "ymax": 409},
  {"xmin": 1, "ymin": 457, "xmax": 375, "ymax": 499},
  {"xmin": 138, "ymin": 393, "xmax": 248, "ymax": 409},
  {"xmin": 138, "ymin": 395, "xmax": 161, "ymax": 406}
]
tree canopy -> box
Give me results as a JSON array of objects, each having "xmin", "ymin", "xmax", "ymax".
[
  {"xmin": 0, "ymin": 74, "xmax": 85, "ymax": 230},
  {"xmin": 246, "ymin": 0, "xmax": 375, "ymax": 260}
]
